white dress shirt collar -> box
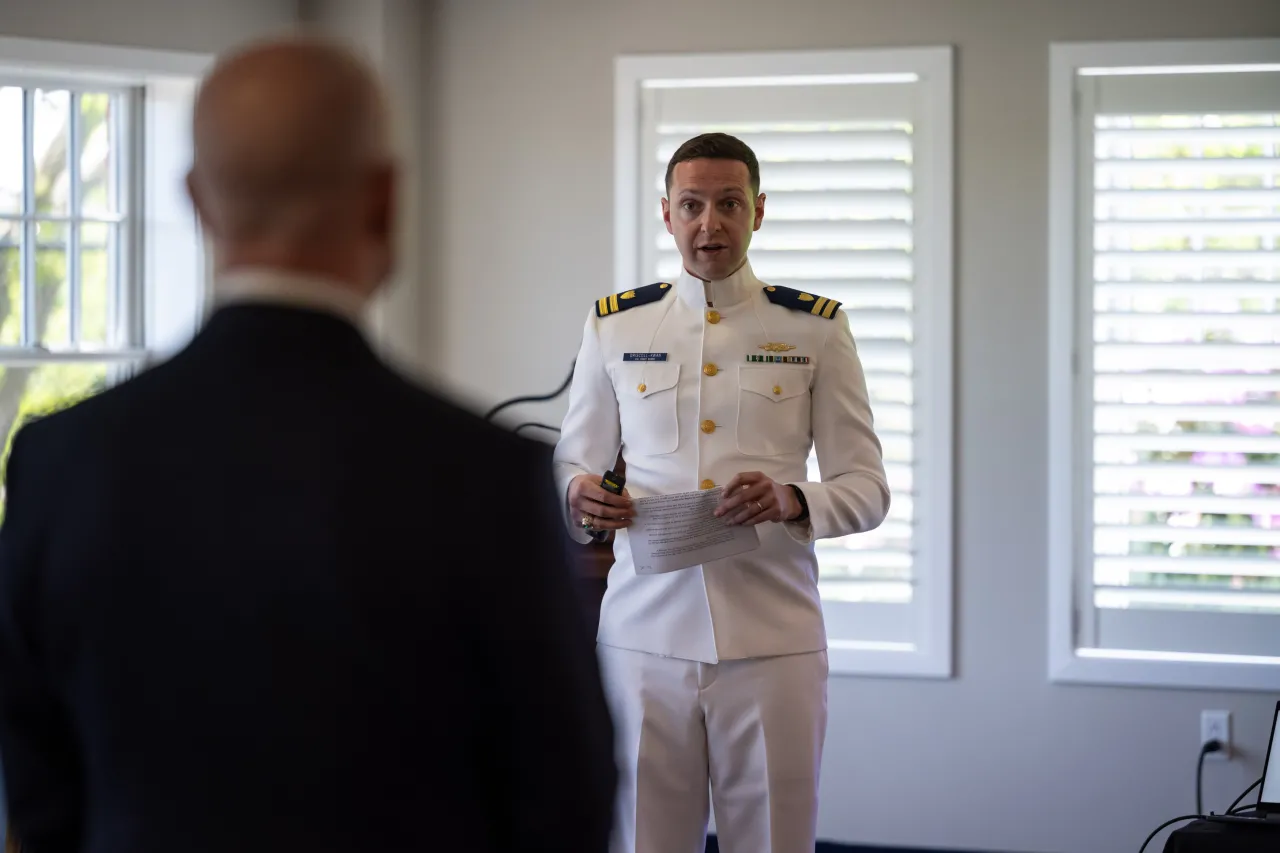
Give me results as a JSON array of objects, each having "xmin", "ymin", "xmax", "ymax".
[
  {"xmin": 675, "ymin": 259, "xmax": 759, "ymax": 311},
  {"xmin": 213, "ymin": 267, "xmax": 370, "ymax": 326}
]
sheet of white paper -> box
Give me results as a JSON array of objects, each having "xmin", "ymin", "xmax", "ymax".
[{"xmin": 627, "ymin": 487, "xmax": 760, "ymax": 575}]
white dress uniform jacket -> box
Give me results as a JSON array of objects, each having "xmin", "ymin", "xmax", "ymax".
[{"xmin": 553, "ymin": 261, "xmax": 889, "ymax": 663}]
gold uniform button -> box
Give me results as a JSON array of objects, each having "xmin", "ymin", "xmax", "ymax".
[
  {"xmin": 637, "ymin": 383, "xmax": 646, "ymax": 393},
  {"xmin": 700, "ymin": 419, "xmax": 716, "ymax": 434},
  {"xmin": 700, "ymin": 479, "xmax": 715, "ymax": 490},
  {"xmin": 703, "ymin": 363, "xmax": 718, "ymax": 377},
  {"xmin": 773, "ymin": 385, "xmax": 782, "ymax": 395},
  {"xmin": 706, "ymin": 310, "xmax": 721, "ymax": 324}
]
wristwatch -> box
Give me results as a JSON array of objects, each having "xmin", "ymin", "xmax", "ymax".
[{"xmin": 787, "ymin": 484, "xmax": 810, "ymax": 523}]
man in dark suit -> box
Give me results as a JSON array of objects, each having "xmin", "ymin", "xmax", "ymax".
[{"xmin": 0, "ymin": 36, "xmax": 615, "ymax": 853}]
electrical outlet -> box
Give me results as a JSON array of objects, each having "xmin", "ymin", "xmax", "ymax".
[{"xmin": 1201, "ymin": 710, "xmax": 1231, "ymax": 761}]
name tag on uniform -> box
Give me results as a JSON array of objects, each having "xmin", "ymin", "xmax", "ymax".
[{"xmin": 623, "ymin": 352, "xmax": 668, "ymax": 362}]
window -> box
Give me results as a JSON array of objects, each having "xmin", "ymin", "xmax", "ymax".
[
  {"xmin": 0, "ymin": 84, "xmax": 141, "ymax": 496},
  {"xmin": 1048, "ymin": 40, "xmax": 1280, "ymax": 691},
  {"xmin": 616, "ymin": 48, "xmax": 954, "ymax": 677},
  {"xmin": 0, "ymin": 37, "xmax": 211, "ymax": 518}
]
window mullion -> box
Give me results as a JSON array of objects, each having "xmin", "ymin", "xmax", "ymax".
[
  {"xmin": 20, "ymin": 88, "xmax": 36, "ymax": 347},
  {"xmin": 108, "ymin": 91, "xmax": 120, "ymax": 347},
  {"xmin": 117, "ymin": 88, "xmax": 141, "ymax": 349},
  {"xmin": 69, "ymin": 91, "xmax": 82, "ymax": 346}
]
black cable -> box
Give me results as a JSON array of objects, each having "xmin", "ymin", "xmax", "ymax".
[
  {"xmin": 1225, "ymin": 777, "xmax": 1263, "ymax": 815},
  {"xmin": 1141, "ymin": 774, "xmax": 1265, "ymax": 851},
  {"xmin": 1196, "ymin": 739, "xmax": 1222, "ymax": 816},
  {"xmin": 483, "ymin": 362, "xmax": 576, "ymax": 422},
  {"xmin": 1139, "ymin": 815, "xmax": 1203, "ymax": 853}
]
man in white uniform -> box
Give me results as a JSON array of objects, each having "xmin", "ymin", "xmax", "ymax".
[{"xmin": 553, "ymin": 133, "xmax": 889, "ymax": 853}]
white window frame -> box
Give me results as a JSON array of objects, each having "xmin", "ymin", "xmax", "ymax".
[
  {"xmin": 615, "ymin": 47, "xmax": 954, "ymax": 678},
  {"xmin": 0, "ymin": 36, "xmax": 212, "ymax": 371},
  {"xmin": 1047, "ymin": 38, "xmax": 1280, "ymax": 692}
]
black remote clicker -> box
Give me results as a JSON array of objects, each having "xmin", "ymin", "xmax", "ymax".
[{"xmin": 592, "ymin": 469, "xmax": 626, "ymax": 542}]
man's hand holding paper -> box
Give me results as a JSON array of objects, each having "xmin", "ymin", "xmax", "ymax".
[
  {"xmin": 712, "ymin": 470, "xmax": 804, "ymax": 526},
  {"xmin": 627, "ymin": 486, "xmax": 760, "ymax": 575}
]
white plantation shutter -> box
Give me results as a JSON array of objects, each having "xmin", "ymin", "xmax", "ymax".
[
  {"xmin": 1075, "ymin": 68, "xmax": 1280, "ymax": 660},
  {"xmin": 620, "ymin": 51, "xmax": 953, "ymax": 675}
]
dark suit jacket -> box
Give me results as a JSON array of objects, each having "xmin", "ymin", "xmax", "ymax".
[{"xmin": 0, "ymin": 304, "xmax": 616, "ymax": 853}]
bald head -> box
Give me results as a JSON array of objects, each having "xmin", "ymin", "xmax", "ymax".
[{"xmin": 188, "ymin": 35, "xmax": 397, "ymax": 291}]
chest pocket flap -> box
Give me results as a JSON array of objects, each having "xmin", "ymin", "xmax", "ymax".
[
  {"xmin": 736, "ymin": 365, "xmax": 812, "ymax": 456},
  {"xmin": 738, "ymin": 366, "xmax": 810, "ymax": 402},
  {"xmin": 622, "ymin": 361, "xmax": 680, "ymax": 399}
]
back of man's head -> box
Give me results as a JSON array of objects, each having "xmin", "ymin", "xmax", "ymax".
[{"xmin": 187, "ymin": 35, "xmax": 396, "ymax": 297}]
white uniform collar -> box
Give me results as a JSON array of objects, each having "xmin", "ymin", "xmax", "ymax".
[
  {"xmin": 675, "ymin": 258, "xmax": 759, "ymax": 310},
  {"xmin": 213, "ymin": 267, "xmax": 370, "ymax": 325}
]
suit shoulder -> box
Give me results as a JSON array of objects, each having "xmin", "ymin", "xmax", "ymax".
[
  {"xmin": 6, "ymin": 371, "xmax": 140, "ymax": 454},
  {"xmin": 381, "ymin": 369, "xmax": 551, "ymax": 464},
  {"xmin": 0, "ymin": 382, "xmax": 128, "ymax": 505},
  {"xmin": 595, "ymin": 281, "xmax": 673, "ymax": 318},
  {"xmin": 761, "ymin": 284, "xmax": 843, "ymax": 319}
]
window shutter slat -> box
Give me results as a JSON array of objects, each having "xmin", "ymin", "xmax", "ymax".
[
  {"xmin": 1095, "ymin": 588, "xmax": 1280, "ymax": 610},
  {"xmin": 1096, "ymin": 371, "xmax": 1280, "ymax": 393},
  {"xmin": 1098, "ymin": 156, "xmax": 1280, "ymax": 178},
  {"xmin": 655, "ymin": 129, "xmax": 913, "ymax": 160},
  {"xmin": 1096, "ymin": 126, "xmax": 1280, "ymax": 145},
  {"xmin": 1096, "ymin": 555, "xmax": 1280, "ymax": 577},
  {"xmin": 1096, "ymin": 462, "xmax": 1280, "ymax": 486},
  {"xmin": 651, "ymin": 81, "xmax": 916, "ymax": 125},
  {"xmin": 1096, "ymin": 433, "xmax": 1280, "ymax": 453},
  {"xmin": 1096, "ymin": 494, "xmax": 1280, "ymax": 514},
  {"xmin": 1094, "ymin": 343, "xmax": 1280, "ymax": 371},
  {"xmin": 1097, "ymin": 281, "xmax": 1280, "ymax": 299},
  {"xmin": 1096, "ymin": 524, "xmax": 1280, "ymax": 547}
]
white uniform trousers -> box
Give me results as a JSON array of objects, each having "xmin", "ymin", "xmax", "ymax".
[{"xmin": 597, "ymin": 644, "xmax": 829, "ymax": 853}]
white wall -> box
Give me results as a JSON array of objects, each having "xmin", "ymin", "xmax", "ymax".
[
  {"xmin": 421, "ymin": 1, "xmax": 1280, "ymax": 851},
  {"xmin": 0, "ymin": 0, "xmax": 298, "ymax": 54}
]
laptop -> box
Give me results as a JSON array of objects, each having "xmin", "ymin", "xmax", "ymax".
[{"xmin": 1206, "ymin": 700, "xmax": 1280, "ymax": 826}]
